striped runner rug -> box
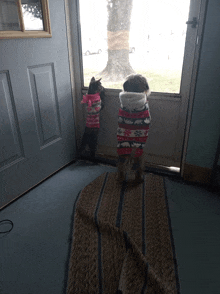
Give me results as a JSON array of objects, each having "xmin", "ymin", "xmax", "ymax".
[{"xmin": 66, "ymin": 172, "xmax": 180, "ymax": 294}]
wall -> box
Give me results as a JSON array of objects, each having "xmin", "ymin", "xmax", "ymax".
[{"xmin": 186, "ymin": 0, "xmax": 220, "ymax": 169}]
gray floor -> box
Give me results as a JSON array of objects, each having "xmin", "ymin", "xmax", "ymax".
[{"xmin": 0, "ymin": 160, "xmax": 220, "ymax": 294}]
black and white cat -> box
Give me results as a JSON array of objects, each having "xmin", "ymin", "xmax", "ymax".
[{"xmin": 79, "ymin": 77, "xmax": 105, "ymax": 159}]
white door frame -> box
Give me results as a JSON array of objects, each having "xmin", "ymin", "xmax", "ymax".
[{"xmin": 64, "ymin": 0, "xmax": 209, "ymax": 175}]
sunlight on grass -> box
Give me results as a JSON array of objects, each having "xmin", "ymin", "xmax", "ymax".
[{"xmin": 84, "ymin": 68, "xmax": 181, "ymax": 93}]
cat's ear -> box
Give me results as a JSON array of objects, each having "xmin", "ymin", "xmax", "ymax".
[
  {"xmin": 97, "ymin": 78, "xmax": 102, "ymax": 82},
  {"xmin": 91, "ymin": 77, "xmax": 96, "ymax": 82}
]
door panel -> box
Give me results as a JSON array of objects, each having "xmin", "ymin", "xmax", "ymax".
[
  {"xmin": 0, "ymin": 71, "xmax": 25, "ymax": 169},
  {"xmin": 28, "ymin": 63, "xmax": 62, "ymax": 147},
  {"xmin": 0, "ymin": 0, "xmax": 76, "ymax": 208}
]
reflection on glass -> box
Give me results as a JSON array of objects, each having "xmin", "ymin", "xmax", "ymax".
[
  {"xmin": 80, "ymin": 0, "xmax": 190, "ymax": 93},
  {"xmin": 0, "ymin": 0, "xmax": 21, "ymax": 31},
  {"xmin": 21, "ymin": 0, "xmax": 44, "ymax": 30}
]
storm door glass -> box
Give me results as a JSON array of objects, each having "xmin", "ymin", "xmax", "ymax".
[{"xmin": 79, "ymin": 0, "xmax": 191, "ymax": 93}]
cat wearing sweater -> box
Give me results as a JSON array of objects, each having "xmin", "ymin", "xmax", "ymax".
[{"xmin": 80, "ymin": 77, "xmax": 105, "ymax": 160}]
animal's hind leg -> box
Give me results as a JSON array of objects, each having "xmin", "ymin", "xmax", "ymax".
[
  {"xmin": 88, "ymin": 128, "xmax": 99, "ymax": 159},
  {"xmin": 134, "ymin": 157, "xmax": 144, "ymax": 183},
  {"xmin": 117, "ymin": 156, "xmax": 126, "ymax": 182},
  {"xmin": 79, "ymin": 128, "xmax": 89, "ymax": 155}
]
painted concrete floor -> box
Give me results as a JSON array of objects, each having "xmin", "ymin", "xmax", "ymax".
[{"xmin": 0, "ymin": 161, "xmax": 220, "ymax": 294}]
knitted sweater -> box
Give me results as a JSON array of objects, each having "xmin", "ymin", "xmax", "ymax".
[
  {"xmin": 117, "ymin": 92, "xmax": 151, "ymax": 157},
  {"xmin": 81, "ymin": 93, "xmax": 102, "ymax": 128}
]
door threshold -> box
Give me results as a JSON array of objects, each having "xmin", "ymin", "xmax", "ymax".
[
  {"xmin": 78, "ymin": 153, "xmax": 181, "ymax": 178},
  {"xmin": 144, "ymin": 165, "xmax": 181, "ymax": 178}
]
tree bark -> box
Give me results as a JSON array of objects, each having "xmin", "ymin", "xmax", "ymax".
[{"xmin": 100, "ymin": 0, "xmax": 135, "ymax": 82}]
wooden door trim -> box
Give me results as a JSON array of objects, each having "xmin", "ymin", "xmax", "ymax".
[
  {"xmin": 183, "ymin": 163, "xmax": 212, "ymax": 185},
  {"xmin": 64, "ymin": 0, "xmax": 84, "ymax": 151}
]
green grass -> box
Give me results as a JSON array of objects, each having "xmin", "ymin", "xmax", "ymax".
[
  {"xmin": 84, "ymin": 69, "xmax": 123, "ymax": 90},
  {"xmin": 84, "ymin": 68, "xmax": 181, "ymax": 93}
]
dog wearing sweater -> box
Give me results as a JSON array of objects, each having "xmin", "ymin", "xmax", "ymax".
[
  {"xmin": 117, "ymin": 74, "xmax": 151, "ymax": 183},
  {"xmin": 80, "ymin": 77, "xmax": 105, "ymax": 159}
]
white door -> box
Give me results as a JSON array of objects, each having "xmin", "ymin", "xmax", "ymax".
[
  {"xmin": 0, "ymin": 0, "xmax": 76, "ymax": 208},
  {"xmin": 73, "ymin": 0, "xmax": 204, "ymax": 171}
]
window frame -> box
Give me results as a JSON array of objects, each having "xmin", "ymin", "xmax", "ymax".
[{"xmin": 0, "ymin": 0, "xmax": 51, "ymax": 39}]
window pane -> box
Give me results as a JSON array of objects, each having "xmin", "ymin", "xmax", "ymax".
[
  {"xmin": 21, "ymin": 0, "xmax": 44, "ymax": 31},
  {"xmin": 80, "ymin": 0, "xmax": 190, "ymax": 93},
  {"xmin": 0, "ymin": 0, "xmax": 21, "ymax": 31}
]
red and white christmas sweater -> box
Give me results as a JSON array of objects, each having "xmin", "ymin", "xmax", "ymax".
[
  {"xmin": 81, "ymin": 93, "xmax": 102, "ymax": 128},
  {"xmin": 117, "ymin": 92, "xmax": 151, "ymax": 157}
]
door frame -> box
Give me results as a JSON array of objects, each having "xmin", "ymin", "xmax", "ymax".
[{"xmin": 64, "ymin": 0, "xmax": 209, "ymax": 175}]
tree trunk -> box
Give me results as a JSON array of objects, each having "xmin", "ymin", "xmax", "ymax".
[{"xmin": 100, "ymin": 0, "xmax": 135, "ymax": 82}]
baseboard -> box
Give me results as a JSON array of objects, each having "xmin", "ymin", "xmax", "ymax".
[{"xmin": 183, "ymin": 163, "xmax": 212, "ymax": 185}]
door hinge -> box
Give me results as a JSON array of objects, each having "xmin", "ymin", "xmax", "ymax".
[{"xmin": 186, "ymin": 17, "xmax": 198, "ymax": 28}]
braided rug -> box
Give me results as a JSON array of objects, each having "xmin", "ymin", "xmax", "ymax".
[{"xmin": 66, "ymin": 172, "xmax": 180, "ymax": 294}]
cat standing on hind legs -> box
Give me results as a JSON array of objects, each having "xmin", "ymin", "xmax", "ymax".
[
  {"xmin": 79, "ymin": 77, "xmax": 105, "ymax": 161},
  {"xmin": 117, "ymin": 74, "xmax": 151, "ymax": 183}
]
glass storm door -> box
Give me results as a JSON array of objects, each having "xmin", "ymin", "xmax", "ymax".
[{"xmin": 76, "ymin": 0, "xmax": 203, "ymax": 170}]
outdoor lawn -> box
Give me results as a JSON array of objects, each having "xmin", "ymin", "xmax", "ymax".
[{"xmin": 83, "ymin": 68, "xmax": 182, "ymax": 94}]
